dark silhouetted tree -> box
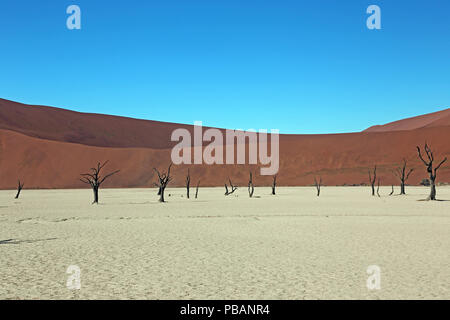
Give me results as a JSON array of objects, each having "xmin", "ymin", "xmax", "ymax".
[
  {"xmin": 416, "ymin": 143, "xmax": 447, "ymax": 200},
  {"xmin": 186, "ymin": 169, "xmax": 191, "ymax": 199},
  {"xmin": 368, "ymin": 165, "xmax": 377, "ymax": 196},
  {"xmin": 314, "ymin": 176, "xmax": 322, "ymax": 197},
  {"xmin": 389, "ymin": 185, "xmax": 394, "ymax": 196},
  {"xmin": 195, "ymin": 180, "xmax": 200, "ymax": 199},
  {"xmin": 377, "ymin": 179, "xmax": 381, "ymax": 197},
  {"xmin": 271, "ymin": 175, "xmax": 277, "ymax": 195},
  {"xmin": 394, "ymin": 159, "xmax": 414, "ymax": 195},
  {"xmin": 15, "ymin": 179, "xmax": 24, "ymax": 199},
  {"xmin": 80, "ymin": 161, "xmax": 120, "ymax": 204},
  {"xmin": 154, "ymin": 164, "xmax": 172, "ymax": 203},
  {"xmin": 225, "ymin": 178, "xmax": 238, "ymax": 196},
  {"xmin": 248, "ymin": 172, "xmax": 255, "ymax": 198}
]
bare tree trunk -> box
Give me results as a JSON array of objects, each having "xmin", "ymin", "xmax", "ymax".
[
  {"xmin": 159, "ymin": 187, "xmax": 165, "ymax": 203},
  {"xmin": 271, "ymin": 175, "xmax": 276, "ymax": 195},
  {"xmin": 195, "ymin": 180, "xmax": 200, "ymax": 199},
  {"xmin": 369, "ymin": 166, "xmax": 377, "ymax": 196},
  {"xmin": 93, "ymin": 186, "xmax": 99, "ymax": 204},
  {"xmin": 314, "ymin": 176, "xmax": 322, "ymax": 197},
  {"xmin": 430, "ymin": 177, "xmax": 437, "ymax": 200},
  {"xmin": 186, "ymin": 169, "xmax": 190, "ymax": 199},
  {"xmin": 248, "ymin": 172, "xmax": 254, "ymax": 198},
  {"xmin": 377, "ymin": 179, "xmax": 381, "ymax": 197},
  {"xmin": 389, "ymin": 185, "xmax": 394, "ymax": 196},
  {"xmin": 15, "ymin": 180, "xmax": 24, "ymax": 199}
]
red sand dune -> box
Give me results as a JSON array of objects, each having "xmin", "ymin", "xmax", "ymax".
[
  {"xmin": 0, "ymin": 98, "xmax": 194, "ymax": 149},
  {"xmin": 364, "ymin": 108, "xmax": 450, "ymax": 132},
  {"xmin": 0, "ymin": 98, "xmax": 449, "ymax": 189}
]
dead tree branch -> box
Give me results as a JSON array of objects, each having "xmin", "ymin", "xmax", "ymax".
[
  {"xmin": 225, "ymin": 178, "xmax": 238, "ymax": 196},
  {"xmin": 80, "ymin": 161, "xmax": 120, "ymax": 204},
  {"xmin": 416, "ymin": 143, "xmax": 447, "ymax": 200},
  {"xmin": 154, "ymin": 163, "xmax": 172, "ymax": 203},
  {"xmin": 393, "ymin": 159, "xmax": 414, "ymax": 195}
]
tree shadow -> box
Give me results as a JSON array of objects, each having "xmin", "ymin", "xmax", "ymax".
[{"xmin": 0, "ymin": 238, "xmax": 57, "ymax": 245}]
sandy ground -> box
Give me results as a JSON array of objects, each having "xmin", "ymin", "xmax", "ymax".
[{"xmin": 0, "ymin": 186, "xmax": 449, "ymax": 300}]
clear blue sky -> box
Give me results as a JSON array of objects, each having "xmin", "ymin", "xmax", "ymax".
[{"xmin": 0, "ymin": 0, "xmax": 449, "ymax": 133}]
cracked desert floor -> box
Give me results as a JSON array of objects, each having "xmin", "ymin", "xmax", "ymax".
[{"xmin": 1, "ymin": 186, "xmax": 449, "ymax": 299}]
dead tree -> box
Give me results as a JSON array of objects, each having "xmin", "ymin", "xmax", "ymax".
[
  {"xmin": 80, "ymin": 161, "xmax": 120, "ymax": 204},
  {"xmin": 153, "ymin": 183, "xmax": 162, "ymax": 196},
  {"xmin": 248, "ymin": 172, "xmax": 255, "ymax": 198},
  {"xmin": 154, "ymin": 164, "xmax": 172, "ymax": 203},
  {"xmin": 225, "ymin": 178, "xmax": 238, "ymax": 196},
  {"xmin": 416, "ymin": 143, "xmax": 447, "ymax": 200},
  {"xmin": 368, "ymin": 165, "xmax": 377, "ymax": 196},
  {"xmin": 389, "ymin": 185, "xmax": 394, "ymax": 196},
  {"xmin": 195, "ymin": 180, "xmax": 200, "ymax": 199},
  {"xmin": 377, "ymin": 179, "xmax": 381, "ymax": 197},
  {"xmin": 271, "ymin": 175, "xmax": 277, "ymax": 195},
  {"xmin": 15, "ymin": 180, "xmax": 24, "ymax": 199},
  {"xmin": 394, "ymin": 159, "xmax": 414, "ymax": 195},
  {"xmin": 186, "ymin": 169, "xmax": 191, "ymax": 199},
  {"xmin": 314, "ymin": 176, "xmax": 322, "ymax": 197}
]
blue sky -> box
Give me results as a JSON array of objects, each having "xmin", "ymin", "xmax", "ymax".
[{"xmin": 0, "ymin": 0, "xmax": 449, "ymax": 133}]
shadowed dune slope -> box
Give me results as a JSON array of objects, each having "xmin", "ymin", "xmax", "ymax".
[
  {"xmin": 0, "ymin": 98, "xmax": 194, "ymax": 149},
  {"xmin": 0, "ymin": 99, "xmax": 449, "ymax": 189}
]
